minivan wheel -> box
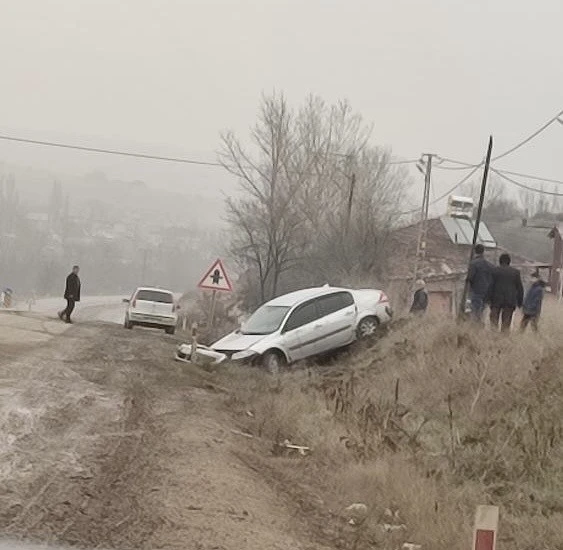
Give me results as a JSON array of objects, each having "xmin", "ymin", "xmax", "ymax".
[
  {"xmin": 165, "ymin": 326, "xmax": 176, "ymax": 335},
  {"xmin": 124, "ymin": 317, "xmax": 133, "ymax": 330},
  {"xmin": 357, "ymin": 316, "xmax": 379, "ymax": 339},
  {"xmin": 262, "ymin": 350, "xmax": 286, "ymax": 374}
]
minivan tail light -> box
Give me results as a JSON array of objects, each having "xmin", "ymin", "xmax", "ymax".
[{"xmin": 378, "ymin": 292, "xmax": 389, "ymax": 304}]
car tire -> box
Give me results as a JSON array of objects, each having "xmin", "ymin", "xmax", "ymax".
[
  {"xmin": 262, "ymin": 350, "xmax": 286, "ymax": 375},
  {"xmin": 165, "ymin": 326, "xmax": 176, "ymax": 335},
  {"xmin": 124, "ymin": 317, "xmax": 133, "ymax": 330},
  {"xmin": 357, "ymin": 316, "xmax": 379, "ymax": 339}
]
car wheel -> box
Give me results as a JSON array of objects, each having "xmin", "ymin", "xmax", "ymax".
[
  {"xmin": 357, "ymin": 316, "xmax": 379, "ymax": 339},
  {"xmin": 124, "ymin": 317, "xmax": 133, "ymax": 329},
  {"xmin": 262, "ymin": 350, "xmax": 286, "ymax": 374},
  {"xmin": 165, "ymin": 326, "xmax": 176, "ymax": 335}
]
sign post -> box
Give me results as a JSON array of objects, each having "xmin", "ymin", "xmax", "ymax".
[
  {"xmin": 473, "ymin": 505, "xmax": 499, "ymax": 550},
  {"xmin": 197, "ymin": 259, "xmax": 233, "ymax": 327}
]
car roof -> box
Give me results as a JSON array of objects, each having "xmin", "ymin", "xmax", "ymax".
[
  {"xmin": 266, "ymin": 286, "xmax": 349, "ymax": 307},
  {"xmin": 135, "ymin": 287, "xmax": 174, "ymax": 294}
]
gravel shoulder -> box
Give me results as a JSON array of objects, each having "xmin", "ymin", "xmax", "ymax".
[{"xmin": 0, "ymin": 317, "xmax": 328, "ymax": 549}]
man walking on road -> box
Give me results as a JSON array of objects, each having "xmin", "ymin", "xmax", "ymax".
[
  {"xmin": 489, "ymin": 253, "xmax": 523, "ymax": 332},
  {"xmin": 59, "ymin": 265, "xmax": 81, "ymax": 324},
  {"xmin": 521, "ymin": 272, "xmax": 546, "ymax": 332},
  {"xmin": 467, "ymin": 244, "xmax": 493, "ymax": 323}
]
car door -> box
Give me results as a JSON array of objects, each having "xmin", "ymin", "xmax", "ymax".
[
  {"xmin": 314, "ymin": 291, "xmax": 357, "ymax": 351},
  {"xmin": 279, "ymin": 298, "xmax": 322, "ymax": 362}
]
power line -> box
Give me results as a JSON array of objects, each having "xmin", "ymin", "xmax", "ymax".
[
  {"xmin": 434, "ymin": 154, "xmax": 563, "ymax": 186},
  {"xmin": 432, "ymin": 107, "xmax": 563, "ymax": 176},
  {"xmin": 495, "ymin": 168, "xmax": 563, "ymax": 186},
  {"xmin": 400, "ymin": 164, "xmax": 481, "ymax": 215},
  {"xmin": 0, "ymin": 134, "xmax": 224, "ymax": 166},
  {"xmin": 0, "ymin": 132, "xmax": 417, "ymax": 169},
  {"xmin": 492, "ymin": 108, "xmax": 563, "ymax": 162},
  {"xmin": 492, "ymin": 169, "xmax": 563, "ymax": 197},
  {"xmin": 434, "ymin": 157, "xmax": 481, "ymax": 171}
]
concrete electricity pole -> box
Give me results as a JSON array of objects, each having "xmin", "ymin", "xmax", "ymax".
[{"xmin": 412, "ymin": 154, "xmax": 434, "ymax": 282}]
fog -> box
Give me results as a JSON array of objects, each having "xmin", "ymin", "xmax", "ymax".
[{"xmin": 1, "ymin": 0, "xmax": 562, "ymax": 298}]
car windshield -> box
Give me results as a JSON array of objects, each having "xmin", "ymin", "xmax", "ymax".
[
  {"xmin": 136, "ymin": 290, "xmax": 173, "ymax": 303},
  {"xmin": 240, "ymin": 305, "xmax": 290, "ymax": 335}
]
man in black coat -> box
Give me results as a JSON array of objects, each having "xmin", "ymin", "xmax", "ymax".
[
  {"xmin": 488, "ymin": 253, "xmax": 523, "ymax": 332},
  {"xmin": 467, "ymin": 244, "xmax": 493, "ymax": 323},
  {"xmin": 58, "ymin": 265, "xmax": 81, "ymax": 323},
  {"xmin": 410, "ymin": 279, "xmax": 428, "ymax": 315}
]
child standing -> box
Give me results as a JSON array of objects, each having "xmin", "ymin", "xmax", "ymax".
[{"xmin": 521, "ymin": 273, "xmax": 546, "ymax": 332}]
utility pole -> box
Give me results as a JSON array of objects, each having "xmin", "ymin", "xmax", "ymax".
[
  {"xmin": 345, "ymin": 172, "xmax": 356, "ymax": 235},
  {"xmin": 141, "ymin": 249, "xmax": 148, "ymax": 284},
  {"xmin": 458, "ymin": 136, "xmax": 493, "ymax": 320},
  {"xmin": 412, "ymin": 154, "xmax": 434, "ymax": 282}
]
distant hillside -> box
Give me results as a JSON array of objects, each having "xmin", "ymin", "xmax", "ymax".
[{"xmin": 3, "ymin": 164, "xmax": 225, "ymax": 229}]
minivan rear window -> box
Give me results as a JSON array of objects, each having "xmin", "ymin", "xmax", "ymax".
[{"xmin": 136, "ymin": 290, "xmax": 174, "ymax": 303}]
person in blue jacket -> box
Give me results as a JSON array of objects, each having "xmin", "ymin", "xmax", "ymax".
[{"xmin": 521, "ymin": 272, "xmax": 546, "ymax": 332}]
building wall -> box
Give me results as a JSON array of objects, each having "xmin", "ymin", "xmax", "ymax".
[{"xmin": 388, "ymin": 275, "xmax": 465, "ymax": 317}]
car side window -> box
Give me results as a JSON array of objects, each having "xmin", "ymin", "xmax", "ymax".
[
  {"xmin": 317, "ymin": 292, "xmax": 355, "ymax": 317},
  {"xmin": 283, "ymin": 300, "xmax": 319, "ymax": 332}
]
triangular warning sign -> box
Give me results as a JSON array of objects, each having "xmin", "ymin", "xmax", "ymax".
[{"xmin": 197, "ymin": 259, "xmax": 233, "ymax": 292}]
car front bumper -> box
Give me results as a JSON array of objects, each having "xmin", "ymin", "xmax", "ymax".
[{"xmin": 175, "ymin": 344, "xmax": 227, "ymax": 365}]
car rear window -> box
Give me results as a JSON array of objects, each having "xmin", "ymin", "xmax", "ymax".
[{"xmin": 136, "ymin": 290, "xmax": 174, "ymax": 303}]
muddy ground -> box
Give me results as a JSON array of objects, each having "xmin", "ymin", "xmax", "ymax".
[{"xmin": 0, "ymin": 316, "xmax": 330, "ymax": 550}]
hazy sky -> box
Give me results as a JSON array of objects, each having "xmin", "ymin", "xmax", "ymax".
[{"xmin": 0, "ymin": 0, "xmax": 561, "ymax": 210}]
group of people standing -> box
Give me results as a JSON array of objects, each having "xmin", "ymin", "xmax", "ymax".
[
  {"xmin": 467, "ymin": 244, "xmax": 545, "ymax": 331},
  {"xmin": 410, "ymin": 244, "xmax": 546, "ymax": 332}
]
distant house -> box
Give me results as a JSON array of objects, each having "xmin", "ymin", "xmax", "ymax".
[{"xmin": 386, "ymin": 216, "xmax": 535, "ymax": 316}]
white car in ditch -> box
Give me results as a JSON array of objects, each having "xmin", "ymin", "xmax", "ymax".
[{"xmin": 211, "ymin": 286, "xmax": 392, "ymax": 371}]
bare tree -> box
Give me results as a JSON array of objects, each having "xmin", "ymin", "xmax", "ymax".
[
  {"xmin": 220, "ymin": 93, "xmax": 412, "ymax": 302},
  {"xmin": 219, "ymin": 93, "xmax": 306, "ymax": 302}
]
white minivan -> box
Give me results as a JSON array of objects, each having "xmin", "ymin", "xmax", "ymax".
[
  {"xmin": 123, "ymin": 287, "xmax": 178, "ymax": 334},
  {"xmin": 211, "ymin": 286, "xmax": 392, "ymax": 371}
]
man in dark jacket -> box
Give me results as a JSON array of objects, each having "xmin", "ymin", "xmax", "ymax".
[
  {"xmin": 467, "ymin": 244, "xmax": 493, "ymax": 323},
  {"xmin": 488, "ymin": 253, "xmax": 523, "ymax": 332},
  {"xmin": 58, "ymin": 265, "xmax": 81, "ymax": 324},
  {"xmin": 521, "ymin": 273, "xmax": 546, "ymax": 332},
  {"xmin": 410, "ymin": 279, "xmax": 428, "ymax": 315}
]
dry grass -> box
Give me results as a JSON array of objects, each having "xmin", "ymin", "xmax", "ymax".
[{"xmin": 219, "ymin": 303, "xmax": 563, "ymax": 549}]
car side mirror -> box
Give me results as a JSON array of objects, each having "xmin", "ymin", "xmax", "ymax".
[{"xmin": 122, "ymin": 298, "xmax": 130, "ymax": 304}]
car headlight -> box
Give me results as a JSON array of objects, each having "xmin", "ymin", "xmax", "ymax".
[{"xmin": 231, "ymin": 349, "xmax": 258, "ymax": 361}]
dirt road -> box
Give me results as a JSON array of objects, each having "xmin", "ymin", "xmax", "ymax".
[{"xmin": 0, "ymin": 316, "xmax": 329, "ymax": 550}]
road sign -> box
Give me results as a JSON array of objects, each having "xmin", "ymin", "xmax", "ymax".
[
  {"xmin": 473, "ymin": 505, "xmax": 498, "ymax": 550},
  {"xmin": 197, "ymin": 259, "xmax": 233, "ymax": 292}
]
